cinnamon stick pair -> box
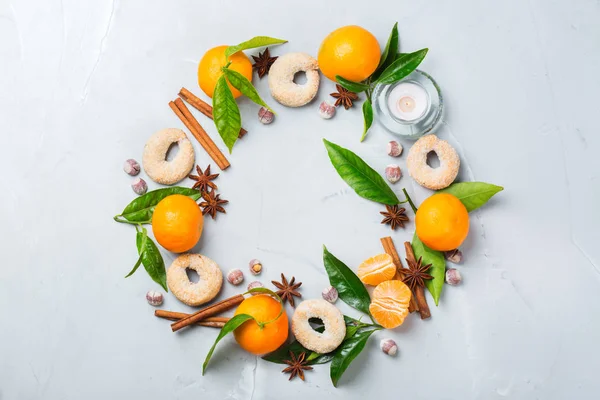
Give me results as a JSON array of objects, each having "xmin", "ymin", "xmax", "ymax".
[
  {"xmin": 155, "ymin": 311, "xmax": 229, "ymax": 328},
  {"xmin": 169, "ymin": 294, "xmax": 244, "ymax": 332}
]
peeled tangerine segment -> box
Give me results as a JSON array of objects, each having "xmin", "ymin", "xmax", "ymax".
[
  {"xmin": 369, "ymin": 280, "xmax": 412, "ymax": 329},
  {"xmin": 357, "ymin": 253, "xmax": 397, "ymax": 286}
]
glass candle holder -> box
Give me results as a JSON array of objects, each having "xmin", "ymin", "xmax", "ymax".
[{"xmin": 372, "ymin": 70, "xmax": 443, "ymax": 140}]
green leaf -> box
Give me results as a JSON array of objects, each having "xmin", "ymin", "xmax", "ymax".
[
  {"xmin": 412, "ymin": 233, "xmax": 445, "ymax": 306},
  {"xmin": 224, "ymin": 36, "xmax": 287, "ymax": 58},
  {"xmin": 212, "ymin": 75, "xmax": 242, "ymax": 153},
  {"xmin": 116, "ymin": 187, "xmax": 202, "ymax": 223},
  {"xmin": 335, "ymin": 75, "xmax": 370, "ymax": 93},
  {"xmin": 376, "ymin": 48, "xmax": 428, "ymax": 85},
  {"xmin": 372, "ymin": 22, "xmax": 399, "ymax": 79},
  {"xmin": 323, "ymin": 246, "xmax": 371, "ymax": 316},
  {"xmin": 438, "ymin": 182, "xmax": 504, "ymax": 212},
  {"xmin": 136, "ymin": 233, "xmax": 167, "ymax": 292},
  {"xmin": 360, "ymin": 99, "xmax": 374, "ymax": 142},
  {"xmin": 330, "ymin": 328, "xmax": 379, "ymax": 387},
  {"xmin": 323, "ymin": 139, "xmax": 400, "ymax": 205},
  {"xmin": 222, "ymin": 68, "xmax": 275, "ymax": 113},
  {"xmin": 203, "ymin": 314, "xmax": 256, "ymax": 374},
  {"xmin": 125, "ymin": 227, "xmax": 147, "ymax": 278}
]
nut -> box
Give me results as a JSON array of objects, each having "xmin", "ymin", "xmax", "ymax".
[
  {"xmin": 227, "ymin": 269, "xmax": 244, "ymax": 285},
  {"xmin": 258, "ymin": 107, "xmax": 274, "ymax": 124},
  {"xmin": 321, "ymin": 286, "xmax": 338, "ymax": 303},
  {"xmin": 123, "ymin": 159, "xmax": 141, "ymax": 176},
  {"xmin": 387, "ymin": 141, "xmax": 403, "ymax": 157},
  {"xmin": 146, "ymin": 290, "xmax": 163, "ymax": 306},
  {"xmin": 131, "ymin": 177, "xmax": 148, "ymax": 195},
  {"xmin": 445, "ymin": 268, "xmax": 462, "ymax": 285},
  {"xmin": 385, "ymin": 164, "xmax": 402, "ymax": 184},
  {"xmin": 318, "ymin": 101, "xmax": 336, "ymax": 119},
  {"xmin": 249, "ymin": 259, "xmax": 262, "ymax": 275},
  {"xmin": 380, "ymin": 339, "xmax": 398, "ymax": 356},
  {"xmin": 247, "ymin": 281, "xmax": 263, "ymax": 293},
  {"xmin": 444, "ymin": 249, "xmax": 463, "ymax": 264}
]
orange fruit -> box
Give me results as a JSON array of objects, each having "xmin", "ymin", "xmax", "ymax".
[
  {"xmin": 198, "ymin": 45, "xmax": 253, "ymax": 99},
  {"xmin": 369, "ymin": 280, "xmax": 412, "ymax": 329},
  {"xmin": 357, "ymin": 253, "xmax": 396, "ymax": 286},
  {"xmin": 415, "ymin": 193, "xmax": 469, "ymax": 251},
  {"xmin": 152, "ymin": 194, "xmax": 203, "ymax": 253},
  {"xmin": 233, "ymin": 294, "xmax": 289, "ymax": 355},
  {"xmin": 318, "ymin": 25, "xmax": 381, "ymax": 82}
]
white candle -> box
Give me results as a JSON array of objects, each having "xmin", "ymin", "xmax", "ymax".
[{"xmin": 387, "ymin": 82, "xmax": 429, "ymax": 121}]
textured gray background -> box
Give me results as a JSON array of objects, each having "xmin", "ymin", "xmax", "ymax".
[{"xmin": 1, "ymin": 0, "xmax": 599, "ymax": 399}]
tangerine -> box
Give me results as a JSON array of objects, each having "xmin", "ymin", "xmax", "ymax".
[
  {"xmin": 198, "ymin": 45, "xmax": 253, "ymax": 99},
  {"xmin": 415, "ymin": 193, "xmax": 469, "ymax": 251},
  {"xmin": 233, "ymin": 294, "xmax": 289, "ymax": 355},
  {"xmin": 317, "ymin": 25, "xmax": 381, "ymax": 82},
  {"xmin": 152, "ymin": 195, "xmax": 203, "ymax": 253},
  {"xmin": 357, "ymin": 253, "xmax": 396, "ymax": 286},
  {"xmin": 369, "ymin": 280, "xmax": 412, "ymax": 329}
]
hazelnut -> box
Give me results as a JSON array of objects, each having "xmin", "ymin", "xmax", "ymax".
[
  {"xmin": 258, "ymin": 107, "xmax": 274, "ymax": 124},
  {"xmin": 387, "ymin": 141, "xmax": 403, "ymax": 157},
  {"xmin": 385, "ymin": 164, "xmax": 402, "ymax": 184},
  {"xmin": 380, "ymin": 339, "xmax": 398, "ymax": 356},
  {"xmin": 249, "ymin": 259, "xmax": 262, "ymax": 275},
  {"xmin": 445, "ymin": 268, "xmax": 462, "ymax": 286},
  {"xmin": 227, "ymin": 269, "xmax": 244, "ymax": 285},
  {"xmin": 146, "ymin": 290, "xmax": 163, "ymax": 306},
  {"xmin": 321, "ymin": 286, "xmax": 338, "ymax": 303},
  {"xmin": 123, "ymin": 159, "xmax": 141, "ymax": 176},
  {"xmin": 131, "ymin": 177, "xmax": 148, "ymax": 195},
  {"xmin": 318, "ymin": 101, "xmax": 336, "ymax": 119},
  {"xmin": 247, "ymin": 281, "xmax": 263, "ymax": 293},
  {"xmin": 444, "ymin": 249, "xmax": 463, "ymax": 264}
]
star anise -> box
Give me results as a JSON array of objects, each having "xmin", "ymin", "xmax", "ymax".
[
  {"xmin": 199, "ymin": 190, "xmax": 228, "ymax": 220},
  {"xmin": 402, "ymin": 255, "xmax": 433, "ymax": 291},
  {"xmin": 189, "ymin": 164, "xmax": 219, "ymax": 192},
  {"xmin": 282, "ymin": 352, "xmax": 313, "ymax": 381},
  {"xmin": 330, "ymin": 84, "xmax": 359, "ymax": 109},
  {"xmin": 272, "ymin": 273, "xmax": 302, "ymax": 307},
  {"xmin": 380, "ymin": 205, "xmax": 409, "ymax": 230},
  {"xmin": 252, "ymin": 48, "xmax": 278, "ymax": 78}
]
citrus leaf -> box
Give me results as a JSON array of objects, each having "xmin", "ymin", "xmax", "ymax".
[
  {"xmin": 376, "ymin": 48, "xmax": 428, "ymax": 85},
  {"xmin": 225, "ymin": 36, "xmax": 287, "ymax": 58},
  {"xmin": 323, "ymin": 139, "xmax": 400, "ymax": 205},
  {"xmin": 323, "ymin": 246, "xmax": 371, "ymax": 316},
  {"xmin": 222, "ymin": 68, "xmax": 275, "ymax": 113},
  {"xmin": 438, "ymin": 182, "xmax": 504, "ymax": 212},
  {"xmin": 412, "ymin": 233, "xmax": 445, "ymax": 306},
  {"xmin": 372, "ymin": 22, "xmax": 399, "ymax": 80},
  {"xmin": 330, "ymin": 327, "xmax": 379, "ymax": 387},
  {"xmin": 203, "ymin": 314, "xmax": 256, "ymax": 374},
  {"xmin": 360, "ymin": 99, "xmax": 374, "ymax": 142},
  {"xmin": 136, "ymin": 232, "xmax": 167, "ymax": 292},
  {"xmin": 116, "ymin": 187, "xmax": 201, "ymax": 223},
  {"xmin": 335, "ymin": 75, "xmax": 370, "ymax": 93},
  {"xmin": 212, "ymin": 75, "xmax": 241, "ymax": 153},
  {"xmin": 125, "ymin": 227, "xmax": 147, "ymax": 278}
]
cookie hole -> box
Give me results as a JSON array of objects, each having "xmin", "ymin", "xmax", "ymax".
[
  {"xmin": 293, "ymin": 71, "xmax": 307, "ymax": 85},
  {"xmin": 166, "ymin": 142, "xmax": 180, "ymax": 161},
  {"xmin": 426, "ymin": 151, "xmax": 440, "ymax": 168},
  {"xmin": 186, "ymin": 268, "xmax": 200, "ymax": 283},
  {"xmin": 309, "ymin": 317, "xmax": 324, "ymax": 332}
]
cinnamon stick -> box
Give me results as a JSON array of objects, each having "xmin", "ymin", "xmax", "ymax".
[
  {"xmin": 404, "ymin": 242, "xmax": 431, "ymax": 319},
  {"xmin": 171, "ymin": 294, "xmax": 244, "ymax": 332},
  {"xmin": 380, "ymin": 236, "xmax": 419, "ymax": 313},
  {"xmin": 155, "ymin": 310, "xmax": 229, "ymax": 328},
  {"xmin": 169, "ymin": 99, "xmax": 230, "ymax": 171},
  {"xmin": 179, "ymin": 87, "xmax": 247, "ymax": 138}
]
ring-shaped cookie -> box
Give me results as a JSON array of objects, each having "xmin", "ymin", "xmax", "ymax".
[
  {"xmin": 291, "ymin": 299, "xmax": 346, "ymax": 354},
  {"xmin": 406, "ymin": 134, "xmax": 460, "ymax": 190},
  {"xmin": 142, "ymin": 128, "xmax": 195, "ymax": 185},
  {"xmin": 167, "ymin": 254, "xmax": 223, "ymax": 306},
  {"xmin": 268, "ymin": 52, "xmax": 320, "ymax": 107}
]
